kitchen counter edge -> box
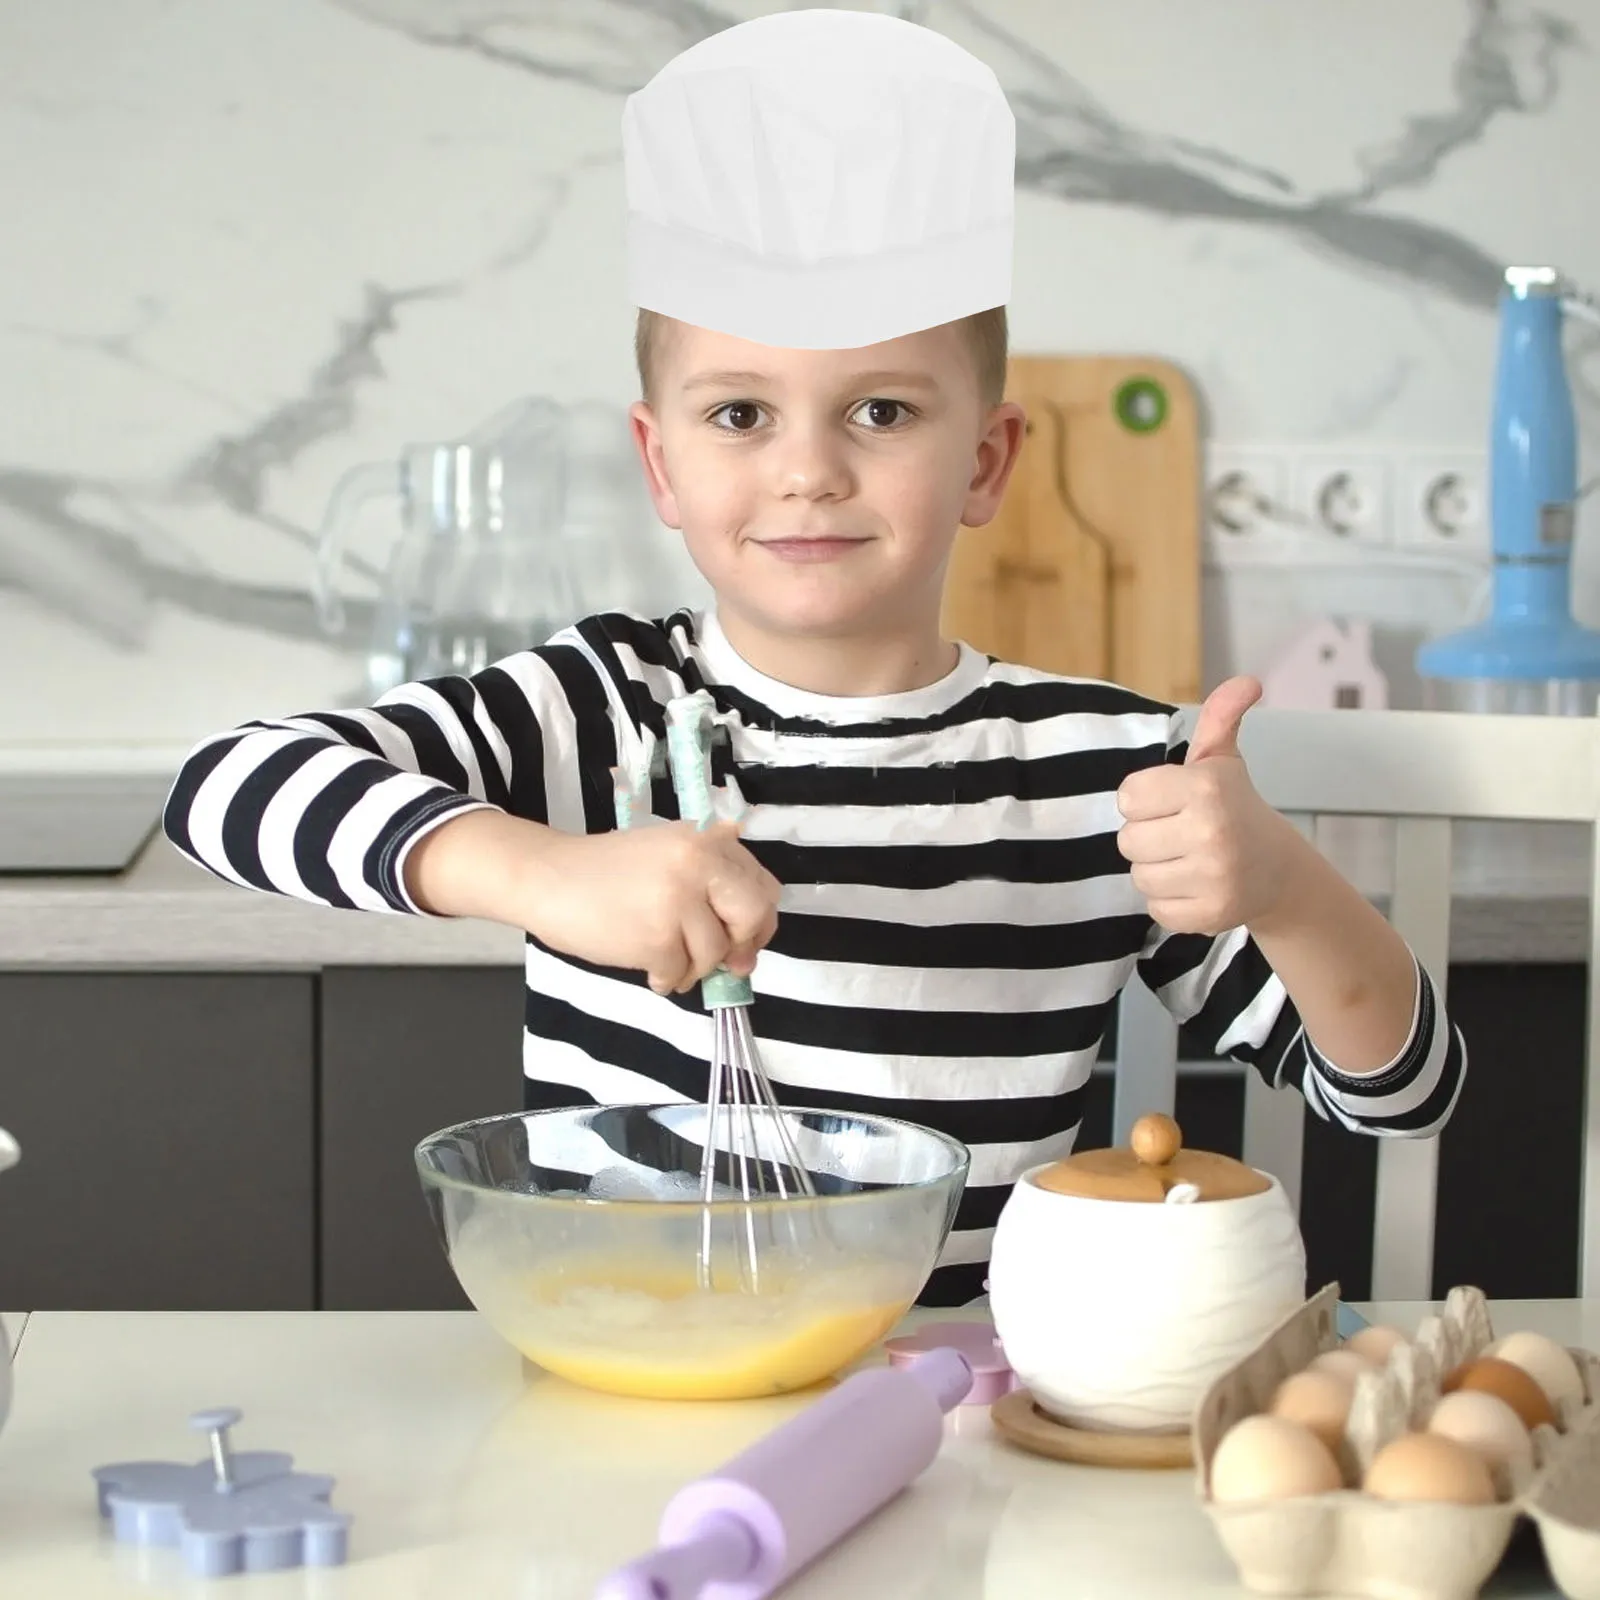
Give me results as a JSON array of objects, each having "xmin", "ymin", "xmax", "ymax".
[{"xmin": 0, "ymin": 837, "xmax": 1584, "ymax": 968}]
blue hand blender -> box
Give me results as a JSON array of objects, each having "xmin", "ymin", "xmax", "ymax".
[{"xmin": 1417, "ymin": 265, "xmax": 1600, "ymax": 714}]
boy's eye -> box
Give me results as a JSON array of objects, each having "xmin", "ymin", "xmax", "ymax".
[
  {"xmin": 706, "ymin": 398, "xmax": 915, "ymax": 433},
  {"xmin": 711, "ymin": 401, "xmax": 765, "ymax": 432},
  {"xmin": 852, "ymin": 398, "xmax": 913, "ymax": 429}
]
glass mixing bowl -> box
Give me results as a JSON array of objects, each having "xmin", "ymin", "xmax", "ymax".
[{"xmin": 416, "ymin": 1104, "xmax": 969, "ymax": 1401}]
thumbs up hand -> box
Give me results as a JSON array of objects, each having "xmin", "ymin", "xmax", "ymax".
[
  {"xmin": 1116, "ymin": 677, "xmax": 1296, "ymax": 936},
  {"xmin": 1185, "ymin": 675, "xmax": 1260, "ymax": 765}
]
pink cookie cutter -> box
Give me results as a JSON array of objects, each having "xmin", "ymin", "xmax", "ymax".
[{"xmin": 883, "ymin": 1321, "xmax": 1015, "ymax": 1405}]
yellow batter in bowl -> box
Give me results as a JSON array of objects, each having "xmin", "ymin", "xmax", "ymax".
[{"xmin": 466, "ymin": 1257, "xmax": 912, "ymax": 1400}]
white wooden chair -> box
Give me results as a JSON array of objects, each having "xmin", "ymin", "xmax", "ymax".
[{"xmin": 1110, "ymin": 706, "xmax": 1600, "ymax": 1301}]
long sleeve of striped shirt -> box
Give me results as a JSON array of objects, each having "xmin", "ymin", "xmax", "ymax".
[
  {"xmin": 164, "ymin": 608, "xmax": 1466, "ymax": 1304},
  {"xmin": 162, "ymin": 632, "xmax": 620, "ymax": 915},
  {"xmin": 1135, "ymin": 715, "xmax": 1465, "ymax": 1141}
]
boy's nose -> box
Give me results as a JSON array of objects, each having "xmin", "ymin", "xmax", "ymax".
[{"xmin": 764, "ymin": 423, "xmax": 855, "ymax": 499}]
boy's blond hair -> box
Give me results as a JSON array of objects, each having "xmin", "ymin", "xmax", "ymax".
[{"xmin": 633, "ymin": 305, "xmax": 1009, "ymax": 412}]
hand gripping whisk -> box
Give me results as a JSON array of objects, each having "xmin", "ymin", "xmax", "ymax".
[{"xmin": 613, "ymin": 691, "xmax": 816, "ymax": 1293}]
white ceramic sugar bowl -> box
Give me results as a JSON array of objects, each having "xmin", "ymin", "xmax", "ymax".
[
  {"xmin": 987, "ymin": 1114, "xmax": 1305, "ymax": 1434},
  {"xmin": 0, "ymin": 1126, "xmax": 16, "ymax": 1442}
]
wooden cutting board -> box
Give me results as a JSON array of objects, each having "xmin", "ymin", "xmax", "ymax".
[{"xmin": 941, "ymin": 355, "xmax": 1201, "ymax": 706}]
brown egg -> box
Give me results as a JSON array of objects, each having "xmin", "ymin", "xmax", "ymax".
[
  {"xmin": 1211, "ymin": 1415, "xmax": 1343, "ymax": 1503},
  {"xmin": 1363, "ymin": 1431, "xmax": 1497, "ymax": 1505},
  {"xmin": 1443, "ymin": 1356, "xmax": 1557, "ymax": 1432},
  {"xmin": 1345, "ymin": 1324, "xmax": 1408, "ymax": 1366},
  {"xmin": 1270, "ymin": 1370, "xmax": 1354, "ymax": 1457}
]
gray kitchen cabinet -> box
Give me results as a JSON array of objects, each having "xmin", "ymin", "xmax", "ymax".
[
  {"xmin": 0, "ymin": 972, "xmax": 316, "ymax": 1310},
  {"xmin": 0, "ymin": 958, "xmax": 1585, "ymax": 1313},
  {"xmin": 318, "ymin": 966, "xmax": 525, "ymax": 1310}
]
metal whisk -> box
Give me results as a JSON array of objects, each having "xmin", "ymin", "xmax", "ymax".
[{"xmin": 613, "ymin": 691, "xmax": 816, "ymax": 1293}]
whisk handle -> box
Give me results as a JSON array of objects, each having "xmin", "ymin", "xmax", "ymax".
[
  {"xmin": 612, "ymin": 726, "xmax": 661, "ymax": 833},
  {"xmin": 702, "ymin": 970, "xmax": 752, "ymax": 1008},
  {"xmin": 665, "ymin": 692, "xmax": 754, "ymax": 1008},
  {"xmin": 663, "ymin": 691, "xmax": 726, "ymax": 830}
]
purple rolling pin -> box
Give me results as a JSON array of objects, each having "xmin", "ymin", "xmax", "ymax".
[{"xmin": 593, "ymin": 1345, "xmax": 974, "ymax": 1600}]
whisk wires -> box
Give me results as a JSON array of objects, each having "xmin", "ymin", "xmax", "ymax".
[{"xmin": 699, "ymin": 1002, "xmax": 817, "ymax": 1293}]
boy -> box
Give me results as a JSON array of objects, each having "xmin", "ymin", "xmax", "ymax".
[{"xmin": 163, "ymin": 11, "xmax": 1463, "ymax": 1306}]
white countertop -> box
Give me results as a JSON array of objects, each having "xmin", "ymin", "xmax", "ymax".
[{"xmin": 0, "ymin": 1300, "xmax": 1585, "ymax": 1598}]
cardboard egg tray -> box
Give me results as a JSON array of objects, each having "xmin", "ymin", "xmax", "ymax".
[{"xmin": 1191, "ymin": 1281, "xmax": 1600, "ymax": 1600}]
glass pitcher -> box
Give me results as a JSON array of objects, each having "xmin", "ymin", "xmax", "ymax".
[{"xmin": 312, "ymin": 397, "xmax": 582, "ymax": 696}]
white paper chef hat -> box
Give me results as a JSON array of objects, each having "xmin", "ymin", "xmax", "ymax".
[{"xmin": 622, "ymin": 7, "xmax": 1015, "ymax": 350}]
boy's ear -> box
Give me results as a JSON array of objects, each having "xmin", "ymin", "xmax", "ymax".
[
  {"xmin": 960, "ymin": 400, "xmax": 1029, "ymax": 529},
  {"xmin": 628, "ymin": 401, "xmax": 682, "ymax": 529}
]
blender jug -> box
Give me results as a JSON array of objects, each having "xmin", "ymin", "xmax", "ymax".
[{"xmin": 312, "ymin": 398, "xmax": 577, "ymax": 696}]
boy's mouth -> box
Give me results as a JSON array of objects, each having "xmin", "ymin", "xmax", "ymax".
[{"xmin": 755, "ymin": 533, "xmax": 871, "ymax": 563}]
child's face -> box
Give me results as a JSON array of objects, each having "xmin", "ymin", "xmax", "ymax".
[{"xmin": 628, "ymin": 319, "xmax": 1025, "ymax": 643}]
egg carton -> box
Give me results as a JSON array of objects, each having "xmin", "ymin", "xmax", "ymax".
[
  {"xmin": 1191, "ymin": 1281, "xmax": 1600, "ymax": 1600},
  {"xmin": 1524, "ymin": 1404, "xmax": 1600, "ymax": 1600}
]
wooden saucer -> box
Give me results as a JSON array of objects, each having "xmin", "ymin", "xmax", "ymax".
[{"xmin": 991, "ymin": 1387, "xmax": 1193, "ymax": 1470}]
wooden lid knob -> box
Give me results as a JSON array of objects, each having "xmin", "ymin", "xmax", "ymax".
[
  {"xmin": 1030, "ymin": 1109, "xmax": 1269, "ymax": 1200},
  {"xmin": 1130, "ymin": 1113, "xmax": 1182, "ymax": 1168}
]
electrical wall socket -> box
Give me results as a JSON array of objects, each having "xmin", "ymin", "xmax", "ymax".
[
  {"xmin": 1293, "ymin": 453, "xmax": 1392, "ymax": 548},
  {"xmin": 1205, "ymin": 444, "xmax": 1491, "ymax": 569},
  {"xmin": 1399, "ymin": 453, "xmax": 1488, "ymax": 552},
  {"xmin": 1205, "ymin": 450, "xmax": 1293, "ymax": 559}
]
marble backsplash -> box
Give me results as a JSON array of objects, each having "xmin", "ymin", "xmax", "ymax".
[{"xmin": 6, "ymin": 0, "xmax": 1600, "ymax": 749}]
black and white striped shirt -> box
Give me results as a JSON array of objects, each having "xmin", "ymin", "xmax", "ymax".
[{"xmin": 163, "ymin": 609, "xmax": 1465, "ymax": 1304}]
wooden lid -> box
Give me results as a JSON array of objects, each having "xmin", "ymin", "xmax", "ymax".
[{"xmin": 1031, "ymin": 1114, "xmax": 1270, "ymax": 1202}]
